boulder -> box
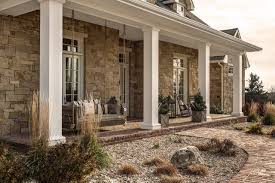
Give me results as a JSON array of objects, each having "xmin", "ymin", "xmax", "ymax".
[{"xmin": 171, "ymin": 146, "xmax": 205, "ymax": 168}]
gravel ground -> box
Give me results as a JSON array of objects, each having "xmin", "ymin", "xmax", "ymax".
[{"xmin": 88, "ymin": 134, "xmax": 247, "ymax": 183}]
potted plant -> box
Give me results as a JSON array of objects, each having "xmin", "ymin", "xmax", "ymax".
[
  {"xmin": 191, "ymin": 92, "xmax": 207, "ymax": 122},
  {"xmin": 159, "ymin": 95, "xmax": 170, "ymax": 127},
  {"xmin": 106, "ymin": 96, "xmax": 119, "ymax": 114}
]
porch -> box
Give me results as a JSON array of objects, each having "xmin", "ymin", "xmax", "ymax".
[
  {"xmin": 0, "ymin": 115, "xmax": 246, "ymax": 146},
  {"xmin": 0, "ymin": 0, "xmax": 261, "ymax": 145}
]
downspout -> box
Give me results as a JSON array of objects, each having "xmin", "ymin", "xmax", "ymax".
[{"xmin": 217, "ymin": 62, "xmax": 224, "ymax": 111}]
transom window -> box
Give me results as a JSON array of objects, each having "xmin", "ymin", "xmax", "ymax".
[{"xmin": 62, "ymin": 37, "xmax": 83, "ymax": 104}]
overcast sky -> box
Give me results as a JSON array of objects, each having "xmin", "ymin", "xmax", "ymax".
[{"xmin": 193, "ymin": 0, "xmax": 275, "ymax": 90}]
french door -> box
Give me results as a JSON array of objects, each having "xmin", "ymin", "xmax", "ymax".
[
  {"xmin": 119, "ymin": 52, "xmax": 129, "ymax": 116},
  {"xmin": 62, "ymin": 54, "xmax": 83, "ymax": 104},
  {"xmin": 173, "ymin": 58, "xmax": 188, "ymax": 115}
]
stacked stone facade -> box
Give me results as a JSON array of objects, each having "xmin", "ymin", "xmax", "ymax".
[
  {"xmin": 0, "ymin": 10, "xmax": 238, "ymax": 136},
  {"xmin": 210, "ymin": 62, "xmax": 233, "ymax": 114}
]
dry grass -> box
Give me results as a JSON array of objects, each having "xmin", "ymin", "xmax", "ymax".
[
  {"xmin": 249, "ymin": 102, "xmax": 258, "ymax": 115},
  {"xmin": 153, "ymin": 164, "xmax": 178, "ymax": 176},
  {"xmin": 28, "ymin": 91, "xmax": 49, "ymax": 143},
  {"xmin": 265, "ymin": 102, "xmax": 275, "ymax": 115},
  {"xmin": 143, "ymin": 157, "xmax": 169, "ymax": 167},
  {"xmin": 195, "ymin": 143, "xmax": 211, "ymax": 151},
  {"xmin": 118, "ymin": 164, "xmax": 139, "ymax": 175},
  {"xmin": 195, "ymin": 138, "xmax": 236, "ymax": 156},
  {"xmin": 160, "ymin": 175, "xmax": 184, "ymax": 183},
  {"xmin": 78, "ymin": 99, "xmax": 102, "ymax": 136},
  {"xmin": 187, "ymin": 164, "xmax": 208, "ymax": 176},
  {"xmin": 246, "ymin": 123, "xmax": 264, "ymax": 135}
]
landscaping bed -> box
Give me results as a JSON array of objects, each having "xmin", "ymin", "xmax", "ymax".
[{"xmin": 89, "ymin": 135, "xmax": 247, "ymax": 183}]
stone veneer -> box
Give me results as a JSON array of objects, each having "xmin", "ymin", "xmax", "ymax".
[
  {"xmin": 0, "ymin": 10, "xmax": 236, "ymax": 136},
  {"xmin": 0, "ymin": 11, "xmax": 121, "ymax": 135},
  {"xmin": 130, "ymin": 41, "xmax": 199, "ymax": 118},
  {"xmin": 210, "ymin": 62, "xmax": 233, "ymax": 114}
]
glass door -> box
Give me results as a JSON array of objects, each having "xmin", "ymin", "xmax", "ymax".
[
  {"xmin": 63, "ymin": 54, "xmax": 82, "ymax": 104},
  {"xmin": 173, "ymin": 58, "xmax": 188, "ymax": 115},
  {"xmin": 119, "ymin": 53, "xmax": 129, "ymax": 116}
]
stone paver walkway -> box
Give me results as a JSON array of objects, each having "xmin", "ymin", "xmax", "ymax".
[{"xmin": 177, "ymin": 128, "xmax": 275, "ymax": 183}]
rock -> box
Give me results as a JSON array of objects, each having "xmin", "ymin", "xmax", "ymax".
[{"xmin": 171, "ymin": 146, "xmax": 205, "ymax": 168}]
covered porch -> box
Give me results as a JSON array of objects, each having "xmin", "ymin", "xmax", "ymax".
[{"xmin": 0, "ymin": 0, "xmax": 261, "ymax": 145}]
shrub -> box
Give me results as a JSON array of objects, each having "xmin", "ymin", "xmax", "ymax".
[
  {"xmin": 187, "ymin": 164, "xmax": 208, "ymax": 176},
  {"xmin": 271, "ymin": 129, "xmax": 275, "ymax": 137},
  {"xmin": 210, "ymin": 105, "xmax": 224, "ymax": 114},
  {"xmin": 191, "ymin": 92, "xmax": 207, "ymax": 111},
  {"xmin": 160, "ymin": 175, "xmax": 183, "ymax": 183},
  {"xmin": 246, "ymin": 123, "xmax": 264, "ymax": 135},
  {"xmin": 153, "ymin": 164, "xmax": 178, "ymax": 176},
  {"xmin": 143, "ymin": 157, "xmax": 168, "ymax": 167},
  {"xmin": 118, "ymin": 164, "xmax": 139, "ymax": 175},
  {"xmin": 170, "ymin": 135, "xmax": 183, "ymax": 143},
  {"xmin": 262, "ymin": 103, "xmax": 275, "ymax": 125},
  {"xmin": 26, "ymin": 135, "xmax": 111, "ymax": 183},
  {"xmin": 247, "ymin": 113, "xmax": 259, "ymax": 123},
  {"xmin": 196, "ymin": 138, "xmax": 236, "ymax": 156},
  {"xmin": 0, "ymin": 143, "xmax": 27, "ymax": 183}
]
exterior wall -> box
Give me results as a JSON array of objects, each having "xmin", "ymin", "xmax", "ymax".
[
  {"xmin": 210, "ymin": 63, "xmax": 222, "ymax": 109},
  {"xmin": 210, "ymin": 62, "xmax": 233, "ymax": 114},
  {"xmin": 131, "ymin": 41, "xmax": 198, "ymax": 118},
  {"xmin": 0, "ymin": 12, "xmax": 40, "ymax": 136},
  {"xmin": 0, "ymin": 11, "xmax": 121, "ymax": 136},
  {"xmin": 223, "ymin": 63, "xmax": 233, "ymax": 113}
]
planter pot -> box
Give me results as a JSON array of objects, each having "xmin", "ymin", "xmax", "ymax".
[
  {"xmin": 159, "ymin": 114, "xmax": 169, "ymax": 127},
  {"xmin": 108, "ymin": 104, "xmax": 119, "ymax": 114},
  {"xmin": 192, "ymin": 111, "xmax": 206, "ymax": 122}
]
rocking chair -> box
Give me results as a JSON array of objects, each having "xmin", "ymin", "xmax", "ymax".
[{"xmin": 177, "ymin": 98, "xmax": 192, "ymax": 117}]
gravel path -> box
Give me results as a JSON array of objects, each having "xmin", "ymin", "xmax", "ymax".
[{"xmin": 88, "ymin": 134, "xmax": 247, "ymax": 183}]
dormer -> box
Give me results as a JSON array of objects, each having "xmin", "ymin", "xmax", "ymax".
[{"xmin": 159, "ymin": 0, "xmax": 195, "ymax": 16}]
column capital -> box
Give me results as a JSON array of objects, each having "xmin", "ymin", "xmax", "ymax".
[
  {"xmin": 199, "ymin": 42, "xmax": 212, "ymax": 48},
  {"xmin": 38, "ymin": 0, "xmax": 66, "ymax": 4},
  {"xmin": 142, "ymin": 26, "xmax": 160, "ymax": 32}
]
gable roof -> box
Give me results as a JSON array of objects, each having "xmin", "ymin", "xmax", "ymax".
[{"xmin": 222, "ymin": 28, "xmax": 250, "ymax": 68}]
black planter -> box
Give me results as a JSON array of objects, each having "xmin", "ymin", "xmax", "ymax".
[{"xmin": 192, "ymin": 110, "xmax": 206, "ymax": 122}]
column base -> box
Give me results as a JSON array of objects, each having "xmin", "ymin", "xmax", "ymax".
[
  {"xmin": 232, "ymin": 112, "xmax": 244, "ymax": 117},
  {"xmin": 140, "ymin": 122, "xmax": 161, "ymax": 130},
  {"xmin": 206, "ymin": 115, "xmax": 212, "ymax": 121},
  {"xmin": 48, "ymin": 136, "xmax": 66, "ymax": 146}
]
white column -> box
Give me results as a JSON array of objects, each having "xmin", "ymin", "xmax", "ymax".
[
  {"xmin": 141, "ymin": 27, "xmax": 161, "ymax": 130},
  {"xmin": 39, "ymin": 0, "xmax": 66, "ymax": 145},
  {"xmin": 232, "ymin": 54, "xmax": 244, "ymax": 116},
  {"xmin": 198, "ymin": 43, "xmax": 211, "ymax": 120}
]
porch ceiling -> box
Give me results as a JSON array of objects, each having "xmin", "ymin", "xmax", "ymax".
[{"xmin": 0, "ymin": 0, "xmax": 262, "ymax": 55}]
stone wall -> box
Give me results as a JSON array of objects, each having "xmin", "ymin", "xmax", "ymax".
[
  {"xmin": 0, "ymin": 11, "xmax": 121, "ymax": 136},
  {"xmin": 131, "ymin": 41, "xmax": 199, "ymax": 118},
  {"xmin": 210, "ymin": 62, "xmax": 233, "ymax": 114},
  {"xmin": 223, "ymin": 63, "xmax": 233, "ymax": 113},
  {"xmin": 0, "ymin": 12, "xmax": 40, "ymax": 136},
  {"xmin": 210, "ymin": 63, "xmax": 222, "ymax": 109}
]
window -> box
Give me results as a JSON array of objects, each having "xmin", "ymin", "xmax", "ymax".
[{"xmin": 63, "ymin": 38, "xmax": 83, "ymax": 104}]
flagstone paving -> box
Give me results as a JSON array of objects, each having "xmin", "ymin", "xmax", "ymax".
[{"xmin": 177, "ymin": 128, "xmax": 275, "ymax": 183}]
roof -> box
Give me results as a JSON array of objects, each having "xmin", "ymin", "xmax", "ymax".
[
  {"xmin": 156, "ymin": 0, "xmax": 208, "ymax": 26},
  {"xmin": 221, "ymin": 28, "xmax": 238, "ymax": 36}
]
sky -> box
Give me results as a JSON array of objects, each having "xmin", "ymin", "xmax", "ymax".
[{"xmin": 193, "ymin": 0, "xmax": 275, "ymax": 90}]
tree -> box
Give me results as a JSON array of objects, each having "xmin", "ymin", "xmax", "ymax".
[
  {"xmin": 268, "ymin": 87, "xmax": 275, "ymax": 104},
  {"xmin": 245, "ymin": 73, "xmax": 268, "ymax": 103}
]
